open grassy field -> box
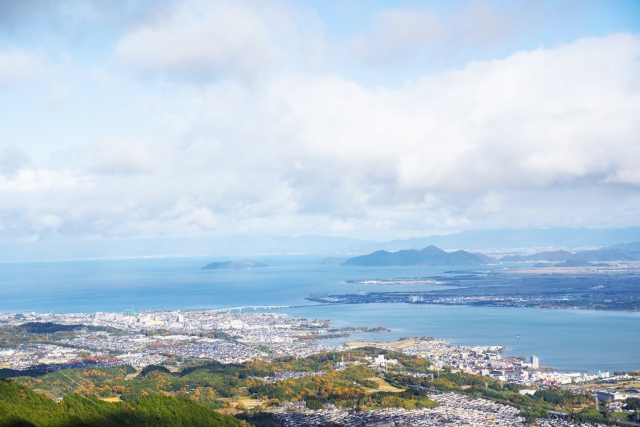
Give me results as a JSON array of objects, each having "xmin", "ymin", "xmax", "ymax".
[
  {"xmin": 366, "ymin": 377, "xmax": 404, "ymax": 393},
  {"xmin": 125, "ymin": 367, "xmax": 142, "ymax": 379},
  {"xmin": 220, "ymin": 397, "xmax": 261, "ymax": 411},
  {"xmin": 237, "ymin": 397, "xmax": 261, "ymax": 409},
  {"xmin": 99, "ymin": 397, "xmax": 122, "ymax": 402}
]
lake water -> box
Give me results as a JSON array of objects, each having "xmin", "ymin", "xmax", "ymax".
[{"xmin": 0, "ymin": 255, "xmax": 638, "ymax": 373}]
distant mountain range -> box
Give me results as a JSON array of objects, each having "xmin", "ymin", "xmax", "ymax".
[
  {"xmin": 607, "ymin": 241, "xmax": 640, "ymax": 255},
  {"xmin": 500, "ymin": 248, "xmax": 640, "ymax": 262},
  {"xmin": 374, "ymin": 227, "xmax": 640, "ymax": 251},
  {"xmin": 341, "ymin": 246, "xmax": 496, "ymax": 266},
  {"xmin": 3, "ymin": 227, "xmax": 640, "ymax": 262},
  {"xmin": 341, "ymin": 243, "xmax": 640, "ymax": 267},
  {"xmin": 202, "ymin": 260, "xmax": 267, "ymax": 270}
]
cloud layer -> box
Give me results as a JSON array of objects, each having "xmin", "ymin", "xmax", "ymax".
[
  {"xmin": 0, "ymin": 1, "xmax": 639, "ymax": 240},
  {"xmin": 0, "ymin": 49, "xmax": 41, "ymax": 83},
  {"xmin": 117, "ymin": 0, "xmax": 281, "ymax": 77}
]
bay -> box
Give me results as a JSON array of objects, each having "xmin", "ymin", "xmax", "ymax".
[{"xmin": 0, "ymin": 255, "xmax": 638, "ymax": 373}]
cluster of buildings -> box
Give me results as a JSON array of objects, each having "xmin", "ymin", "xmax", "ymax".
[
  {"xmin": 535, "ymin": 421, "xmax": 610, "ymax": 427},
  {"xmin": 1, "ymin": 310, "xmax": 633, "ymax": 408},
  {"xmin": 61, "ymin": 335, "xmax": 148, "ymax": 352},
  {"xmin": 349, "ymin": 339, "xmax": 621, "ymax": 388},
  {"xmin": 276, "ymin": 392, "xmax": 620, "ymax": 427},
  {"xmin": 89, "ymin": 309, "xmax": 329, "ymax": 342},
  {"xmin": 11, "ymin": 310, "xmax": 331, "ymax": 343},
  {"xmin": 269, "ymin": 342, "xmax": 342, "ymax": 358},
  {"xmin": 0, "ymin": 340, "xmax": 170, "ymax": 370},
  {"xmin": 0, "ymin": 342, "xmax": 135, "ymax": 370},
  {"xmin": 0, "ymin": 344, "xmax": 94, "ymax": 369},
  {"xmin": 115, "ymin": 352, "xmax": 166, "ymax": 367},
  {"xmin": 531, "ymin": 371, "xmax": 628, "ymax": 386},
  {"xmin": 0, "ymin": 310, "xmax": 344, "ymax": 370},
  {"xmin": 158, "ymin": 340, "xmax": 265, "ymax": 364},
  {"xmin": 277, "ymin": 392, "xmax": 527, "ymax": 427},
  {"xmin": 252, "ymin": 371, "xmax": 324, "ymax": 383},
  {"xmin": 2, "ymin": 309, "xmax": 637, "ymax": 427}
]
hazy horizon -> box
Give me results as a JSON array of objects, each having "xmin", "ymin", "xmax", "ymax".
[{"xmin": 2, "ymin": 226, "xmax": 640, "ymax": 262}]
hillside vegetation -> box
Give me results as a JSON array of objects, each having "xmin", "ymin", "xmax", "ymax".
[
  {"xmin": 3, "ymin": 346, "xmax": 623, "ymax": 426},
  {"xmin": 0, "ymin": 378, "xmax": 247, "ymax": 427}
]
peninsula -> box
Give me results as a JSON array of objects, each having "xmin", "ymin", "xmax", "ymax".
[{"xmin": 312, "ymin": 263, "xmax": 640, "ymax": 311}]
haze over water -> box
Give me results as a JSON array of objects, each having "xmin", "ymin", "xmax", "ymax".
[{"xmin": 1, "ymin": 255, "xmax": 638, "ymax": 373}]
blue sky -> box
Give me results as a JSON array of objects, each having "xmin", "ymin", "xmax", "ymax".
[{"xmin": 0, "ymin": 0, "xmax": 639, "ymax": 242}]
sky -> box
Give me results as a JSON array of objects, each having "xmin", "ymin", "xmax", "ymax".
[{"xmin": 1, "ymin": 0, "xmax": 639, "ymax": 243}]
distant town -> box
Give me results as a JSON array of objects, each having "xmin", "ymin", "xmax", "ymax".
[
  {"xmin": 0, "ymin": 309, "xmax": 632, "ymax": 388},
  {"xmin": 1, "ymin": 308, "xmax": 638, "ymax": 426}
]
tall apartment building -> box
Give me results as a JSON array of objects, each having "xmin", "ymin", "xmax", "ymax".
[{"xmin": 531, "ymin": 355, "xmax": 539, "ymax": 369}]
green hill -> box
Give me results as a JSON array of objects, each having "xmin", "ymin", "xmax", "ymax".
[{"xmin": 0, "ymin": 378, "xmax": 247, "ymax": 427}]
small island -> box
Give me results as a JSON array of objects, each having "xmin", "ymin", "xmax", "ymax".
[{"xmin": 202, "ymin": 259, "xmax": 267, "ymax": 270}]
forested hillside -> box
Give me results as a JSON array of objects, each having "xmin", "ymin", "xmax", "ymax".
[{"xmin": 0, "ymin": 379, "xmax": 247, "ymax": 427}]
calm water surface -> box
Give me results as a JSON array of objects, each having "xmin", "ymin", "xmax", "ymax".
[{"xmin": 0, "ymin": 256, "xmax": 638, "ymax": 372}]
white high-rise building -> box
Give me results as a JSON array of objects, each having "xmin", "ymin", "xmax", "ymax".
[{"xmin": 531, "ymin": 355, "xmax": 539, "ymax": 369}]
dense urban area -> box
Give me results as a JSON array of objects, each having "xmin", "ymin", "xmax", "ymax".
[{"xmin": 0, "ymin": 309, "xmax": 639, "ymax": 427}]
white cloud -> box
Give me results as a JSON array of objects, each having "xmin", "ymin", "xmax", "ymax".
[
  {"xmin": 0, "ymin": 169, "xmax": 83, "ymax": 193},
  {"xmin": 331, "ymin": 220, "xmax": 354, "ymax": 233},
  {"xmin": 282, "ymin": 34, "xmax": 640, "ymax": 196},
  {"xmin": 115, "ymin": 0, "xmax": 321, "ymax": 78},
  {"xmin": 2, "ymin": 33, "xmax": 640, "ymax": 239},
  {"xmin": 78, "ymin": 139, "xmax": 156, "ymax": 176},
  {"xmin": 232, "ymin": 34, "xmax": 640, "ymax": 232},
  {"xmin": 603, "ymin": 168, "xmax": 640, "ymax": 186},
  {"xmin": 33, "ymin": 214, "xmax": 63, "ymax": 231},
  {"xmin": 0, "ymin": 145, "xmax": 31, "ymax": 176},
  {"xmin": 160, "ymin": 199, "xmax": 218, "ymax": 230},
  {"xmin": 344, "ymin": 1, "xmax": 581, "ymax": 65},
  {"xmin": 348, "ymin": 9, "xmax": 443, "ymax": 63},
  {"xmin": 0, "ymin": 48, "xmax": 41, "ymax": 83},
  {"xmin": 477, "ymin": 192, "xmax": 507, "ymax": 215}
]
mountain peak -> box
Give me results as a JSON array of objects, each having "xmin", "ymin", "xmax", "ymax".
[{"xmin": 341, "ymin": 246, "xmax": 496, "ymax": 266}]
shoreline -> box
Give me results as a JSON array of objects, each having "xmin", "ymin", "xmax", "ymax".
[{"xmin": 2, "ymin": 304, "xmax": 639, "ymax": 373}]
